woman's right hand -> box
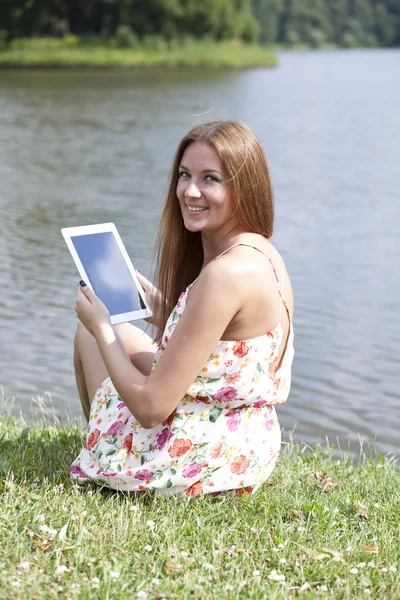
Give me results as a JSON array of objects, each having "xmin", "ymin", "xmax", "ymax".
[{"xmin": 136, "ymin": 270, "xmax": 161, "ymax": 315}]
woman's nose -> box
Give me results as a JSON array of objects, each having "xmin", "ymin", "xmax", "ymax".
[{"xmin": 184, "ymin": 181, "xmax": 201, "ymax": 198}]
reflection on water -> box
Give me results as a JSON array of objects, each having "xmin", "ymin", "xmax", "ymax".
[{"xmin": 0, "ymin": 51, "xmax": 399, "ymax": 457}]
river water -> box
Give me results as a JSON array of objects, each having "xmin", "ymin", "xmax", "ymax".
[{"xmin": 0, "ymin": 49, "xmax": 399, "ymax": 457}]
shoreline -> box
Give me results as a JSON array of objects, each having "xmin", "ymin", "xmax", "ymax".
[{"xmin": 0, "ymin": 38, "xmax": 278, "ymax": 70}]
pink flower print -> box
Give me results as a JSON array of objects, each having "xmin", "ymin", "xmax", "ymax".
[
  {"xmin": 224, "ymin": 359, "xmax": 233, "ymax": 367},
  {"xmin": 135, "ymin": 470, "xmax": 154, "ymax": 482},
  {"xmin": 122, "ymin": 433, "xmax": 133, "ymax": 454},
  {"xmin": 182, "ymin": 463, "xmax": 203, "ymax": 478},
  {"xmin": 227, "ymin": 412, "xmax": 241, "ymax": 432},
  {"xmin": 224, "ymin": 372, "xmax": 241, "ymax": 385},
  {"xmin": 212, "ymin": 386, "xmax": 238, "ymax": 403},
  {"xmin": 230, "ymin": 454, "xmax": 250, "ymax": 475},
  {"xmin": 117, "ymin": 401, "xmax": 125, "ymax": 409},
  {"xmin": 155, "ymin": 428, "xmax": 172, "ymax": 450},
  {"xmin": 70, "ymin": 465, "xmax": 86, "ymax": 477},
  {"xmin": 102, "ymin": 472, "xmax": 117, "ymax": 477},
  {"xmin": 264, "ymin": 413, "xmax": 275, "ymax": 431},
  {"xmin": 253, "ymin": 400, "xmax": 267, "ymax": 408},
  {"xmin": 185, "ymin": 481, "xmax": 203, "ymax": 497},
  {"xmin": 106, "ymin": 420, "xmax": 124, "ymax": 436},
  {"xmin": 210, "ymin": 441, "xmax": 225, "ymax": 459},
  {"xmin": 269, "ymin": 357, "xmax": 279, "ymax": 378},
  {"xmin": 86, "ymin": 428, "xmax": 100, "ymax": 450},
  {"xmin": 233, "ymin": 341, "xmax": 249, "ymax": 358},
  {"xmin": 168, "ymin": 438, "xmax": 192, "ymax": 458}
]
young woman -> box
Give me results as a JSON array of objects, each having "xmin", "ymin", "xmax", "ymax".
[{"xmin": 71, "ymin": 120, "xmax": 294, "ymax": 498}]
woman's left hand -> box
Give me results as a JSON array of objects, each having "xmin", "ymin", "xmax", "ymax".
[{"xmin": 75, "ymin": 282, "xmax": 111, "ymax": 337}]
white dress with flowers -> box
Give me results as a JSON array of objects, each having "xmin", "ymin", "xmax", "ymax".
[{"xmin": 71, "ymin": 246, "xmax": 294, "ymax": 498}]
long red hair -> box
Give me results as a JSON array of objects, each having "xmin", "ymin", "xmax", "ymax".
[{"xmin": 152, "ymin": 120, "xmax": 274, "ymax": 343}]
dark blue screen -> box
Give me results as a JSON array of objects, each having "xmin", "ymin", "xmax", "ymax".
[{"xmin": 71, "ymin": 232, "xmax": 141, "ymax": 316}]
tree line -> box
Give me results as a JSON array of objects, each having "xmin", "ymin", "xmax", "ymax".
[{"xmin": 0, "ymin": 0, "xmax": 399, "ymax": 48}]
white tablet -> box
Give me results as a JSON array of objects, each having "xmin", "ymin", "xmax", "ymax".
[{"xmin": 62, "ymin": 223, "xmax": 152, "ymax": 325}]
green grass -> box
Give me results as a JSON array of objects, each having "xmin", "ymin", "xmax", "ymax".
[
  {"xmin": 0, "ymin": 36, "xmax": 277, "ymax": 69},
  {"xmin": 0, "ymin": 405, "xmax": 399, "ymax": 599}
]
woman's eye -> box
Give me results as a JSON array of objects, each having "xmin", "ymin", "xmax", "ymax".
[
  {"xmin": 205, "ymin": 175, "xmax": 219, "ymax": 182},
  {"xmin": 178, "ymin": 171, "xmax": 189, "ymax": 178}
]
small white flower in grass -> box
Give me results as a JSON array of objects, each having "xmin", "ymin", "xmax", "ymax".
[
  {"xmin": 381, "ymin": 567, "xmax": 388, "ymax": 573},
  {"xmin": 55, "ymin": 565, "xmax": 70, "ymax": 575},
  {"xmin": 151, "ymin": 578, "xmax": 160, "ymax": 585},
  {"xmin": 350, "ymin": 568, "xmax": 358, "ymax": 575},
  {"xmin": 40, "ymin": 524, "xmax": 57, "ymax": 536},
  {"xmin": 146, "ymin": 520, "xmax": 155, "ymax": 528},
  {"xmin": 357, "ymin": 562, "xmax": 366, "ymax": 568},
  {"xmin": 368, "ymin": 561, "xmax": 375, "ymax": 568},
  {"xmin": 317, "ymin": 585, "xmax": 328, "ymax": 592},
  {"xmin": 268, "ymin": 570, "xmax": 285, "ymax": 582},
  {"xmin": 278, "ymin": 543, "xmax": 284, "ymax": 549},
  {"xmin": 137, "ymin": 592, "xmax": 147, "ymax": 598},
  {"xmin": 225, "ymin": 584, "xmax": 234, "ymax": 591},
  {"xmin": 335, "ymin": 577, "xmax": 343, "ymax": 586},
  {"xmin": 364, "ymin": 590, "xmax": 372, "ymax": 596},
  {"xmin": 110, "ymin": 571, "xmax": 120, "ymax": 579},
  {"xmin": 279, "ymin": 558, "xmax": 287, "ymax": 564},
  {"xmin": 19, "ymin": 562, "xmax": 30, "ymax": 571},
  {"xmin": 272, "ymin": 547, "xmax": 279, "ymax": 553},
  {"xmin": 203, "ymin": 562, "xmax": 214, "ymax": 570},
  {"xmin": 130, "ymin": 505, "xmax": 139, "ymax": 511},
  {"xmin": 70, "ymin": 583, "xmax": 81, "ymax": 591},
  {"xmin": 180, "ymin": 551, "xmax": 189, "ymax": 558},
  {"xmin": 346, "ymin": 544, "xmax": 353, "ymax": 552},
  {"xmin": 144, "ymin": 545, "xmax": 152, "ymax": 552},
  {"xmin": 252, "ymin": 570, "xmax": 261, "ymax": 576},
  {"xmin": 389, "ymin": 565, "xmax": 397, "ymax": 573},
  {"xmin": 374, "ymin": 503, "xmax": 380, "ymax": 508},
  {"xmin": 11, "ymin": 581, "xmax": 21, "ymax": 588},
  {"xmin": 297, "ymin": 526, "xmax": 305, "ymax": 532},
  {"xmin": 36, "ymin": 514, "xmax": 45, "ymax": 522},
  {"xmin": 91, "ymin": 577, "xmax": 100, "ymax": 584},
  {"xmin": 251, "ymin": 527, "xmax": 257, "ymax": 533},
  {"xmin": 360, "ymin": 576, "xmax": 371, "ymax": 587}
]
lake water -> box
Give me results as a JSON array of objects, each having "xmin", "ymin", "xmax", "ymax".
[{"xmin": 0, "ymin": 49, "xmax": 399, "ymax": 458}]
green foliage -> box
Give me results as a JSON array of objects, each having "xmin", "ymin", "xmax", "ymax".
[
  {"xmin": 0, "ymin": 0, "xmax": 399, "ymax": 49},
  {"xmin": 115, "ymin": 24, "xmax": 138, "ymax": 48},
  {"xmin": 251, "ymin": 0, "xmax": 400, "ymax": 47},
  {"xmin": 0, "ymin": 28, "xmax": 8, "ymax": 51}
]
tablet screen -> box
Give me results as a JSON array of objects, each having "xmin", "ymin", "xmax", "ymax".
[{"xmin": 70, "ymin": 231, "xmax": 142, "ymax": 317}]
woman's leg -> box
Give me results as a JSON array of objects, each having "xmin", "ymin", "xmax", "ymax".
[{"xmin": 73, "ymin": 322, "xmax": 157, "ymax": 420}]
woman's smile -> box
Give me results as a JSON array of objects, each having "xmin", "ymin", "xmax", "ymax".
[{"xmin": 185, "ymin": 204, "xmax": 209, "ymax": 213}]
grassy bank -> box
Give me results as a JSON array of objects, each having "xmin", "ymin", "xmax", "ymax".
[
  {"xmin": 0, "ymin": 411, "xmax": 399, "ymax": 599},
  {"xmin": 0, "ymin": 36, "xmax": 277, "ymax": 69}
]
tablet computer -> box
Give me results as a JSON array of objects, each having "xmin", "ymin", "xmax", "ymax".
[{"xmin": 61, "ymin": 223, "xmax": 152, "ymax": 325}]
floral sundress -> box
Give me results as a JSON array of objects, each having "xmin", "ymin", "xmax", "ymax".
[{"xmin": 71, "ymin": 246, "xmax": 295, "ymax": 498}]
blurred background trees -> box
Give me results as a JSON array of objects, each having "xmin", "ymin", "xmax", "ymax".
[{"xmin": 0, "ymin": 0, "xmax": 399, "ymax": 47}]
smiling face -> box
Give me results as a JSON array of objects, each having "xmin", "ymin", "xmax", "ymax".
[{"xmin": 176, "ymin": 141, "xmax": 237, "ymax": 234}]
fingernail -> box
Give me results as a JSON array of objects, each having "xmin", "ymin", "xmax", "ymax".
[
  {"xmin": 137, "ymin": 269, "xmax": 141, "ymax": 274},
  {"xmin": 79, "ymin": 280, "xmax": 87, "ymax": 287}
]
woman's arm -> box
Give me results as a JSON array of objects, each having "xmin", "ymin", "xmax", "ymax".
[{"xmin": 75, "ymin": 259, "xmax": 247, "ymax": 428}]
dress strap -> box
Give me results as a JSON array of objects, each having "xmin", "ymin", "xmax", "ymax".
[
  {"xmin": 213, "ymin": 243, "xmax": 291, "ymax": 372},
  {"xmin": 213, "ymin": 243, "xmax": 289, "ymax": 316}
]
